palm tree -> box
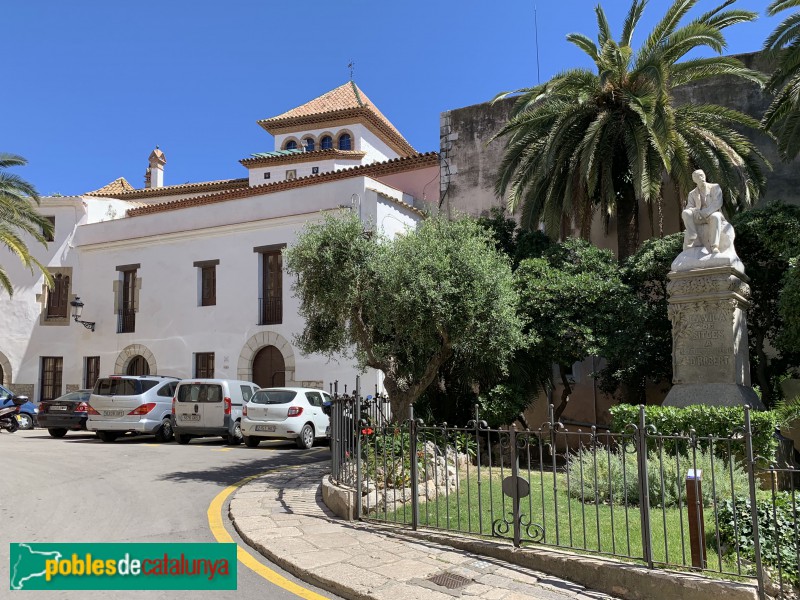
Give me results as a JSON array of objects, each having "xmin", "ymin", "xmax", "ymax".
[
  {"xmin": 0, "ymin": 153, "xmax": 52, "ymax": 295},
  {"xmin": 763, "ymin": 0, "xmax": 800, "ymax": 160},
  {"xmin": 494, "ymin": 0, "xmax": 769, "ymax": 260}
]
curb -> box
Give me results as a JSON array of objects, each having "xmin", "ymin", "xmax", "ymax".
[{"xmin": 319, "ymin": 478, "xmax": 759, "ymax": 600}]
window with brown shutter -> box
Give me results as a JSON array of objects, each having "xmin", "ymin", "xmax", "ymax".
[
  {"xmin": 40, "ymin": 356, "xmax": 63, "ymax": 402},
  {"xmin": 46, "ymin": 273, "xmax": 69, "ymax": 319},
  {"xmin": 84, "ymin": 356, "xmax": 100, "ymax": 390},
  {"xmin": 119, "ymin": 269, "xmax": 136, "ymax": 333},
  {"xmin": 254, "ymin": 246, "xmax": 284, "ymax": 325},
  {"xmin": 195, "ymin": 353, "xmax": 215, "ymax": 378},
  {"xmin": 193, "ymin": 260, "xmax": 219, "ymax": 307},
  {"xmin": 201, "ymin": 266, "xmax": 216, "ymax": 306}
]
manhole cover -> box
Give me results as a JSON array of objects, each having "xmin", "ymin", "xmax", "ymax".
[{"xmin": 426, "ymin": 572, "xmax": 471, "ymax": 590}]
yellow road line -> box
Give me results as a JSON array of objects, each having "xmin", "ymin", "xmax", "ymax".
[
  {"xmin": 214, "ymin": 448, "xmax": 234, "ymax": 452},
  {"xmin": 207, "ymin": 451, "xmax": 329, "ymax": 600}
]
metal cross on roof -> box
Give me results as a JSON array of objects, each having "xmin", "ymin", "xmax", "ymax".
[{"xmin": 348, "ymin": 59, "xmax": 355, "ymax": 81}]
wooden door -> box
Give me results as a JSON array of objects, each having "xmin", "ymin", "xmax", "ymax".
[
  {"xmin": 127, "ymin": 355, "xmax": 150, "ymax": 376},
  {"xmin": 252, "ymin": 346, "xmax": 285, "ymax": 388}
]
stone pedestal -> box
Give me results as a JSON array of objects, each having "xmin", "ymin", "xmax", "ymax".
[{"xmin": 663, "ymin": 266, "xmax": 763, "ymax": 409}]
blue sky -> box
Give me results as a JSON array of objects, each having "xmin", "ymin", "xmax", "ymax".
[{"xmin": 5, "ymin": 1, "xmax": 781, "ymax": 196}]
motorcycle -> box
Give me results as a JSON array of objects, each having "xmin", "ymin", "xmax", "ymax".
[{"xmin": 0, "ymin": 395, "xmax": 29, "ymax": 433}]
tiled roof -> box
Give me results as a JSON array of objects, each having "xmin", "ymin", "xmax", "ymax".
[
  {"xmin": 85, "ymin": 177, "xmax": 135, "ymax": 196},
  {"xmin": 250, "ymin": 149, "xmax": 304, "ymax": 159},
  {"xmin": 257, "ymin": 82, "xmax": 415, "ymax": 157},
  {"xmin": 127, "ymin": 152, "xmax": 439, "ymax": 217},
  {"xmin": 86, "ymin": 178, "xmax": 250, "ymax": 200},
  {"xmin": 240, "ymin": 148, "xmax": 366, "ymax": 168}
]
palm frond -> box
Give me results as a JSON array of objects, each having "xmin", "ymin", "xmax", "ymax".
[{"xmin": 620, "ymin": 0, "xmax": 647, "ymax": 47}]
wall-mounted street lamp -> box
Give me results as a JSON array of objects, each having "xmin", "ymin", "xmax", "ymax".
[{"xmin": 70, "ymin": 297, "xmax": 96, "ymax": 332}]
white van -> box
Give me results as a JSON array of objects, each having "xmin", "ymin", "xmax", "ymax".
[{"xmin": 172, "ymin": 379, "xmax": 258, "ymax": 445}]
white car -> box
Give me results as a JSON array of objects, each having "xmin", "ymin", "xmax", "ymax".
[{"xmin": 241, "ymin": 387, "xmax": 332, "ymax": 449}]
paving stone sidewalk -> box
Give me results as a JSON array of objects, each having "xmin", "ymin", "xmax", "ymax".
[{"xmin": 229, "ymin": 463, "xmax": 619, "ymax": 600}]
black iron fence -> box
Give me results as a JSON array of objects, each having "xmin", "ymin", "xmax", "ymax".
[{"xmin": 329, "ymin": 401, "xmax": 800, "ymax": 600}]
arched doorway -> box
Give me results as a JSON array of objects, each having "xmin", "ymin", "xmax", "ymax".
[
  {"xmin": 252, "ymin": 345, "xmax": 285, "ymax": 388},
  {"xmin": 127, "ymin": 355, "xmax": 150, "ymax": 376}
]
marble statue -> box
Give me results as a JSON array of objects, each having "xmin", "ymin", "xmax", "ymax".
[
  {"xmin": 682, "ymin": 169, "xmax": 724, "ymax": 252},
  {"xmin": 663, "ymin": 170, "xmax": 760, "ymax": 408},
  {"xmin": 672, "ymin": 169, "xmax": 744, "ymax": 273}
]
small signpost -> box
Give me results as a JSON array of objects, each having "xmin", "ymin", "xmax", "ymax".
[{"xmin": 686, "ymin": 469, "xmax": 706, "ymax": 569}]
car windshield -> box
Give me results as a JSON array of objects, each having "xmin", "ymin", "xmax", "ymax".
[
  {"xmin": 93, "ymin": 378, "xmax": 138, "ymax": 396},
  {"xmin": 250, "ymin": 390, "xmax": 297, "ymax": 405}
]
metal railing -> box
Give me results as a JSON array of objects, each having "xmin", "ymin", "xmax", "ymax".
[
  {"xmin": 329, "ymin": 402, "xmax": 800, "ymax": 600},
  {"xmin": 258, "ymin": 296, "xmax": 282, "ymax": 325},
  {"xmin": 117, "ymin": 308, "xmax": 135, "ymax": 333}
]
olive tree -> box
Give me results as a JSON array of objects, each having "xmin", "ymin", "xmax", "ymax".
[{"xmin": 284, "ymin": 212, "xmax": 524, "ymax": 420}]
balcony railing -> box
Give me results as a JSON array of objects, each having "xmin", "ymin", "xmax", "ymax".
[
  {"xmin": 259, "ymin": 296, "xmax": 282, "ymax": 325},
  {"xmin": 117, "ymin": 307, "xmax": 136, "ymax": 333}
]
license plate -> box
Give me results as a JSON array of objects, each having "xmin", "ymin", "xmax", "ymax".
[
  {"xmin": 180, "ymin": 414, "xmax": 201, "ymax": 421},
  {"xmin": 103, "ymin": 410, "xmax": 124, "ymax": 417},
  {"xmin": 255, "ymin": 425, "xmax": 276, "ymax": 432},
  {"xmin": 52, "ymin": 406, "xmax": 68, "ymax": 411}
]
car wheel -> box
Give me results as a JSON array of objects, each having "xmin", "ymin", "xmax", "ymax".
[
  {"xmin": 48, "ymin": 428, "xmax": 68, "ymax": 438},
  {"xmin": 296, "ymin": 423, "xmax": 314, "ymax": 449},
  {"xmin": 176, "ymin": 434, "xmax": 191, "ymax": 445},
  {"xmin": 243, "ymin": 436, "xmax": 260, "ymax": 448},
  {"xmin": 16, "ymin": 413, "xmax": 34, "ymax": 430},
  {"xmin": 97, "ymin": 431, "xmax": 119, "ymax": 443},
  {"xmin": 226, "ymin": 421, "xmax": 243, "ymax": 446},
  {"xmin": 154, "ymin": 418, "xmax": 174, "ymax": 443}
]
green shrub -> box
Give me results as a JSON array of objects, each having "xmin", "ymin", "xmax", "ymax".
[
  {"xmin": 609, "ymin": 405, "xmax": 779, "ymax": 464},
  {"xmin": 718, "ymin": 493, "xmax": 800, "ymax": 586},
  {"xmin": 566, "ymin": 446, "xmax": 749, "ymax": 508}
]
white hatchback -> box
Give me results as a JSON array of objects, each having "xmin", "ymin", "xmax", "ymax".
[{"xmin": 241, "ymin": 387, "xmax": 332, "ymax": 449}]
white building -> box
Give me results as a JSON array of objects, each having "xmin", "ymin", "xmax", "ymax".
[{"xmin": 0, "ymin": 82, "xmax": 439, "ymax": 402}]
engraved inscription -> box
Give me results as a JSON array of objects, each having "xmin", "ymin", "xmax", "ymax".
[{"xmin": 674, "ymin": 311, "xmax": 731, "ymax": 370}]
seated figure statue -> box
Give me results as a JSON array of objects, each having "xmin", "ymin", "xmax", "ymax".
[
  {"xmin": 682, "ymin": 169, "xmax": 724, "ymax": 252},
  {"xmin": 672, "ymin": 169, "xmax": 744, "ymax": 273}
]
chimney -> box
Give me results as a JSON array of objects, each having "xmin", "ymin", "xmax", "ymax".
[{"xmin": 146, "ymin": 146, "xmax": 166, "ymax": 188}]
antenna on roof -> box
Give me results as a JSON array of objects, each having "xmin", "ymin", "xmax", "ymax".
[
  {"xmin": 348, "ymin": 59, "xmax": 355, "ymax": 81},
  {"xmin": 534, "ymin": 3, "xmax": 541, "ymax": 84}
]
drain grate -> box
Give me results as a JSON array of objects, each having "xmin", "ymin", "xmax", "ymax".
[{"xmin": 426, "ymin": 572, "xmax": 471, "ymax": 590}]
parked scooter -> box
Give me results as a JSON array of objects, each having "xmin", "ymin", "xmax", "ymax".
[{"xmin": 0, "ymin": 395, "xmax": 28, "ymax": 433}]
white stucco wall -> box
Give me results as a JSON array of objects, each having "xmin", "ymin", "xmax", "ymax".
[
  {"xmin": 1, "ymin": 176, "xmax": 422, "ymax": 401},
  {"xmin": 246, "ymin": 157, "xmax": 364, "ymax": 187},
  {"xmin": 273, "ymin": 123, "xmax": 398, "ymax": 164}
]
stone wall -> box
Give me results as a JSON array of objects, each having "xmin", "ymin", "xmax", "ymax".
[{"xmin": 442, "ymin": 51, "xmax": 800, "ymax": 225}]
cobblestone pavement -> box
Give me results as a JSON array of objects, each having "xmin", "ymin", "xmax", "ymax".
[{"xmin": 229, "ymin": 463, "xmax": 619, "ymax": 600}]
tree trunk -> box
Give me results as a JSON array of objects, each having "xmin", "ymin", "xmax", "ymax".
[
  {"xmin": 616, "ymin": 183, "xmax": 640, "ymax": 262},
  {"xmin": 754, "ymin": 329, "xmax": 773, "ymax": 407},
  {"xmin": 553, "ymin": 364, "xmax": 573, "ymax": 421}
]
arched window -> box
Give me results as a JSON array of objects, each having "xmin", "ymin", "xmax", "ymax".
[
  {"xmin": 320, "ymin": 135, "xmax": 333, "ymax": 150},
  {"xmin": 284, "ymin": 140, "xmax": 297, "ymax": 151},
  {"xmin": 338, "ymin": 133, "xmax": 352, "ymax": 151},
  {"xmin": 304, "ymin": 138, "xmax": 315, "ymax": 152}
]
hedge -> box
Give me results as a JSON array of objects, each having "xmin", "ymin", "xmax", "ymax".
[{"xmin": 609, "ymin": 404, "xmax": 780, "ymax": 464}]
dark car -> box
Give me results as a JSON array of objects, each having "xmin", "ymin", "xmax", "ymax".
[
  {"xmin": 37, "ymin": 390, "xmax": 92, "ymax": 438},
  {"xmin": 0, "ymin": 385, "xmax": 37, "ymax": 430}
]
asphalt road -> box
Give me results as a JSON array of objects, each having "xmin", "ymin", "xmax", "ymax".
[{"xmin": 0, "ymin": 427, "xmax": 341, "ymax": 599}]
